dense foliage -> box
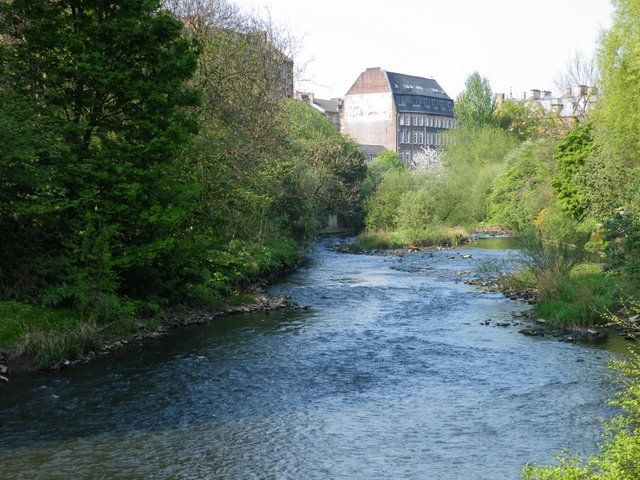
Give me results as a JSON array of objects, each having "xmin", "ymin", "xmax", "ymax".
[
  {"xmin": 0, "ymin": 0, "xmax": 201, "ymax": 314},
  {"xmin": 0, "ymin": 0, "xmax": 366, "ymax": 365},
  {"xmin": 454, "ymin": 71, "xmax": 495, "ymax": 128}
]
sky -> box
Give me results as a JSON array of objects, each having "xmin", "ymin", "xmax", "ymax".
[{"xmin": 230, "ymin": 0, "xmax": 613, "ymax": 101}]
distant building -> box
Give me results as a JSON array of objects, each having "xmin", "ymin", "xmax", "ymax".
[
  {"xmin": 359, "ymin": 144, "xmax": 387, "ymax": 163},
  {"xmin": 341, "ymin": 67, "xmax": 456, "ymax": 164},
  {"xmin": 497, "ymin": 86, "xmax": 598, "ymax": 126},
  {"xmin": 295, "ymin": 92, "xmax": 341, "ymax": 130}
]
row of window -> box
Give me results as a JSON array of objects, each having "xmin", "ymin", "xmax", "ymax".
[
  {"xmin": 398, "ymin": 114, "xmax": 455, "ymax": 129},
  {"xmin": 397, "ymin": 96, "xmax": 454, "ymax": 111},
  {"xmin": 399, "ymin": 129, "xmax": 449, "ymax": 146}
]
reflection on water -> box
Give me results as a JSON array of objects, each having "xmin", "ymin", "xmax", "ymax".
[{"xmin": 0, "ymin": 238, "xmax": 625, "ymax": 480}]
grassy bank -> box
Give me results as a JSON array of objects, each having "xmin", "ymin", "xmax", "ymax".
[
  {"xmin": 0, "ymin": 240, "xmax": 301, "ymax": 371},
  {"xmin": 348, "ymin": 227, "xmax": 469, "ymax": 253},
  {"xmin": 499, "ymin": 262, "xmax": 626, "ymax": 329}
]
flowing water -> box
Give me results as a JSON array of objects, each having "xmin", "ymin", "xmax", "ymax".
[{"xmin": 0, "ymin": 238, "xmax": 628, "ymax": 479}]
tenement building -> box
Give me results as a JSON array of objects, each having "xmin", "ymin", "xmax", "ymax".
[{"xmin": 341, "ymin": 67, "xmax": 455, "ymax": 164}]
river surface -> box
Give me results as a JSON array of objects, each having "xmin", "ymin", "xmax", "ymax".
[{"xmin": 0, "ymin": 238, "xmax": 628, "ymax": 479}]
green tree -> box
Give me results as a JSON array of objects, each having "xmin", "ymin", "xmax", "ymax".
[
  {"xmin": 276, "ymin": 100, "xmax": 366, "ymax": 238},
  {"xmin": 551, "ymin": 122, "xmax": 596, "ymax": 220},
  {"xmin": 489, "ymin": 138, "xmax": 557, "ymax": 231},
  {"xmin": 582, "ymin": 0, "xmax": 640, "ymax": 221},
  {"xmin": 365, "ymin": 169, "xmax": 414, "ymax": 232},
  {"xmin": 494, "ymin": 98, "xmax": 550, "ymax": 140},
  {"xmin": 454, "ymin": 71, "xmax": 496, "ymax": 128},
  {"xmin": 0, "ymin": 0, "xmax": 200, "ymax": 309},
  {"xmin": 437, "ymin": 125, "xmax": 519, "ymax": 225}
]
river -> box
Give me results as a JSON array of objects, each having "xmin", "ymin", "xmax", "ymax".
[{"xmin": 0, "ymin": 238, "xmax": 627, "ymax": 479}]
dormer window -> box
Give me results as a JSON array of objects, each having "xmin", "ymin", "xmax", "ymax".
[{"xmin": 397, "ymin": 96, "xmax": 406, "ymax": 106}]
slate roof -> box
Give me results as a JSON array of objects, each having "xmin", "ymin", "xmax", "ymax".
[
  {"xmin": 313, "ymin": 98, "xmax": 340, "ymax": 114},
  {"xmin": 386, "ymin": 71, "xmax": 452, "ymax": 100}
]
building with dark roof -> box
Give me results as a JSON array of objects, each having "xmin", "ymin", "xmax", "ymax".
[
  {"xmin": 342, "ymin": 67, "xmax": 455, "ymax": 164},
  {"xmin": 295, "ymin": 92, "xmax": 341, "ymax": 130}
]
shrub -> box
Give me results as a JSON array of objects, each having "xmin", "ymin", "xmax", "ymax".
[
  {"xmin": 533, "ymin": 264, "xmax": 622, "ymax": 328},
  {"xmin": 488, "ymin": 138, "xmax": 557, "ymax": 231},
  {"xmin": 349, "ymin": 231, "xmax": 404, "ymax": 252},
  {"xmin": 604, "ymin": 192, "xmax": 640, "ymax": 281}
]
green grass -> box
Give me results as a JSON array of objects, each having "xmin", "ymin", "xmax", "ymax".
[
  {"xmin": 534, "ymin": 263, "xmax": 625, "ymax": 328},
  {"xmin": 348, "ymin": 231, "xmax": 405, "ymax": 252},
  {"xmin": 19, "ymin": 321, "xmax": 101, "ymax": 369},
  {"xmin": 0, "ymin": 301, "xmax": 103, "ymax": 368},
  {"xmin": 349, "ymin": 227, "xmax": 468, "ymax": 252},
  {"xmin": 0, "ymin": 301, "xmax": 77, "ymax": 347},
  {"xmin": 397, "ymin": 225, "xmax": 468, "ymax": 248}
]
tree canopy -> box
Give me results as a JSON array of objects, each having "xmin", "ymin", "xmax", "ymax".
[{"xmin": 454, "ymin": 71, "xmax": 495, "ymax": 128}]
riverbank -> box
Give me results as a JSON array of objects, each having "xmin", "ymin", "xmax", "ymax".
[
  {"xmin": 465, "ymin": 274, "xmax": 640, "ymax": 342},
  {"xmin": 0, "ymin": 290, "xmax": 304, "ymax": 382}
]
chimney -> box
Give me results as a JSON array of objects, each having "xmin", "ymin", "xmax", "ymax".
[
  {"xmin": 564, "ymin": 87, "xmax": 573, "ymax": 97},
  {"xmin": 543, "ymin": 91, "xmax": 552, "ymax": 98},
  {"xmin": 521, "ymin": 91, "xmax": 527, "ymax": 100},
  {"xmin": 530, "ymin": 89, "xmax": 541, "ymax": 100},
  {"xmin": 495, "ymin": 92, "xmax": 505, "ymax": 105},
  {"xmin": 577, "ymin": 85, "xmax": 588, "ymax": 96}
]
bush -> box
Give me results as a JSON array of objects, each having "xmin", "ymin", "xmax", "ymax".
[
  {"xmin": 437, "ymin": 125, "xmax": 520, "ymax": 226},
  {"xmin": 348, "ymin": 231, "xmax": 404, "ymax": 252},
  {"xmin": 519, "ymin": 207, "xmax": 591, "ymax": 277},
  {"xmin": 604, "ymin": 191, "xmax": 640, "ymax": 281},
  {"xmin": 533, "ymin": 264, "xmax": 622, "ymax": 328},
  {"xmin": 396, "ymin": 225, "xmax": 468, "ymax": 248},
  {"xmin": 488, "ymin": 138, "xmax": 557, "ymax": 231}
]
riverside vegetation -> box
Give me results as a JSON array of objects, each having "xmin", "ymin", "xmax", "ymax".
[
  {"xmin": 0, "ymin": 0, "xmax": 366, "ymax": 370},
  {"xmin": 353, "ymin": 1, "xmax": 640, "ymax": 475}
]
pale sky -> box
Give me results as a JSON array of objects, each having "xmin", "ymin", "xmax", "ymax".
[{"xmin": 232, "ymin": 0, "xmax": 613, "ymax": 100}]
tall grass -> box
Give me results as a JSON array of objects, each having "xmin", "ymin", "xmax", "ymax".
[
  {"xmin": 19, "ymin": 321, "xmax": 101, "ymax": 368},
  {"xmin": 533, "ymin": 263, "xmax": 623, "ymax": 328}
]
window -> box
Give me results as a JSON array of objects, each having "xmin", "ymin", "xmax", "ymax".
[
  {"xmin": 419, "ymin": 115, "xmax": 424, "ymax": 126},
  {"xmin": 419, "ymin": 131, "xmax": 424, "ymax": 144},
  {"xmin": 424, "ymin": 98, "xmax": 430, "ymax": 108},
  {"xmin": 412, "ymin": 115, "xmax": 418, "ymax": 126},
  {"xmin": 399, "ymin": 115, "xmax": 405, "ymax": 126},
  {"xmin": 440, "ymin": 100, "xmax": 445, "ymax": 109},
  {"xmin": 413, "ymin": 131, "xmax": 418, "ymax": 144},
  {"xmin": 432, "ymin": 99, "xmax": 439, "ymax": 109},
  {"xmin": 398, "ymin": 96, "xmax": 406, "ymax": 106},
  {"xmin": 448, "ymin": 100, "xmax": 453, "ymax": 110},
  {"xmin": 413, "ymin": 96, "xmax": 420, "ymax": 107}
]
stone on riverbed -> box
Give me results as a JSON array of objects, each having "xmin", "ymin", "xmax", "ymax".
[{"xmin": 519, "ymin": 328, "xmax": 544, "ymax": 337}]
